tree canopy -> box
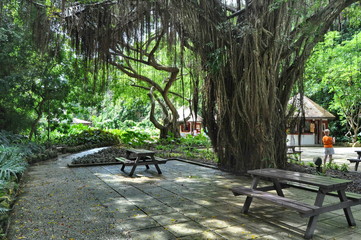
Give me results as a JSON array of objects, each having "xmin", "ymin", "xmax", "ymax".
[
  {"xmin": 305, "ymin": 31, "xmax": 361, "ymax": 144},
  {"xmin": 7, "ymin": 0, "xmax": 361, "ymax": 172}
]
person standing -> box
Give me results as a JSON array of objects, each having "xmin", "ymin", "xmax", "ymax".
[{"xmin": 322, "ymin": 129, "xmax": 335, "ymax": 166}]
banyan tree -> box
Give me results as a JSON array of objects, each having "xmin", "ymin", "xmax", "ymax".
[{"xmin": 28, "ymin": 0, "xmax": 359, "ymax": 172}]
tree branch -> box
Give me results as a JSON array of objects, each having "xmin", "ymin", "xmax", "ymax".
[
  {"xmin": 147, "ymin": 87, "xmax": 165, "ymax": 130},
  {"xmin": 130, "ymin": 83, "xmax": 191, "ymax": 103}
]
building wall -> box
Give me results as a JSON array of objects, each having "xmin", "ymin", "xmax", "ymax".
[
  {"xmin": 287, "ymin": 119, "xmax": 330, "ymax": 146},
  {"xmin": 287, "ymin": 134, "xmax": 315, "ymax": 146},
  {"xmin": 179, "ymin": 121, "xmax": 202, "ymax": 137}
]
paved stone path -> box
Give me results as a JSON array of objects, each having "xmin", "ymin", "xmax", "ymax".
[
  {"xmin": 291, "ymin": 146, "xmax": 361, "ymax": 170},
  {"xmin": 7, "ymin": 147, "xmax": 361, "ymax": 239}
]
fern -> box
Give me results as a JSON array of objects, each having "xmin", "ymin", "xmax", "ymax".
[
  {"xmin": 0, "ymin": 207, "xmax": 9, "ymax": 214},
  {"xmin": 0, "ymin": 151, "xmax": 28, "ymax": 181}
]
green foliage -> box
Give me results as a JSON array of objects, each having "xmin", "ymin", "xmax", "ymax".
[
  {"xmin": 0, "ymin": 130, "xmax": 46, "ymax": 158},
  {"xmin": 307, "ymin": 162, "xmax": 315, "ymax": 167},
  {"xmin": 0, "ymin": 149, "xmax": 28, "ymax": 181},
  {"xmin": 55, "ymin": 128, "xmax": 119, "ymax": 147},
  {"xmin": 324, "ymin": 162, "xmax": 342, "ymax": 171},
  {"xmin": 110, "ymin": 129, "xmax": 154, "ymax": 146},
  {"xmin": 154, "ymin": 133, "xmax": 218, "ymax": 163},
  {"xmin": 180, "ymin": 133, "xmax": 211, "ymax": 148},
  {"xmin": 0, "ymin": 130, "xmax": 30, "ymax": 235},
  {"xmin": 340, "ymin": 163, "xmax": 349, "ymax": 172},
  {"xmin": 331, "ymin": 163, "xmax": 340, "ymax": 170},
  {"xmin": 305, "ymin": 31, "xmax": 361, "ymax": 143}
]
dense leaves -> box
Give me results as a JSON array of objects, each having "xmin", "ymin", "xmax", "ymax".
[
  {"xmin": 55, "ymin": 129, "xmax": 119, "ymax": 146},
  {"xmin": 305, "ymin": 31, "xmax": 361, "ymax": 143}
]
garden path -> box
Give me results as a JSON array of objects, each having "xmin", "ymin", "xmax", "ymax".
[{"xmin": 6, "ymin": 147, "xmax": 361, "ymax": 239}]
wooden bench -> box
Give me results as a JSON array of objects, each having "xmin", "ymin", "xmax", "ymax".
[
  {"xmin": 233, "ymin": 168, "xmax": 361, "ymax": 239},
  {"xmin": 283, "ymin": 181, "xmax": 361, "ymax": 201},
  {"xmin": 232, "ymin": 186, "xmax": 320, "ymax": 217},
  {"xmin": 115, "ymin": 156, "xmax": 167, "ymax": 174},
  {"xmin": 347, "ymin": 158, "xmax": 361, "ymax": 171},
  {"xmin": 287, "ymin": 146, "xmax": 302, "ymax": 161}
]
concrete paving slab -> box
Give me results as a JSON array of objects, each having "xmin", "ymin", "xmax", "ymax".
[
  {"xmin": 296, "ymin": 146, "xmax": 361, "ymax": 170},
  {"xmin": 6, "ymin": 147, "xmax": 361, "ymax": 240}
]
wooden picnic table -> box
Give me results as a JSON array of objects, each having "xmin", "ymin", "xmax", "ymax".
[
  {"xmin": 232, "ymin": 168, "xmax": 361, "ymax": 239},
  {"xmin": 116, "ymin": 148, "xmax": 164, "ymax": 177},
  {"xmin": 347, "ymin": 150, "xmax": 361, "ymax": 171}
]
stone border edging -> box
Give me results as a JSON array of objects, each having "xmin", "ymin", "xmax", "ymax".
[
  {"xmin": 67, "ymin": 162, "xmax": 123, "ymax": 168},
  {"xmin": 67, "ymin": 158, "xmax": 218, "ymax": 169}
]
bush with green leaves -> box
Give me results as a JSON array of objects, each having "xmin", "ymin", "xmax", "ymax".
[
  {"xmin": 0, "ymin": 150, "xmax": 28, "ymax": 180},
  {"xmin": 340, "ymin": 163, "xmax": 349, "ymax": 172},
  {"xmin": 55, "ymin": 129, "xmax": 119, "ymax": 147},
  {"xmin": 0, "ymin": 137, "xmax": 29, "ymax": 237},
  {"xmin": 179, "ymin": 133, "xmax": 211, "ymax": 148},
  {"xmin": 109, "ymin": 129, "xmax": 154, "ymax": 146}
]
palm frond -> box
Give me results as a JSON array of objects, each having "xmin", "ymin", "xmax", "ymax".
[
  {"xmin": 0, "ymin": 207, "xmax": 10, "ymax": 214},
  {"xmin": 0, "ymin": 152, "xmax": 28, "ymax": 181}
]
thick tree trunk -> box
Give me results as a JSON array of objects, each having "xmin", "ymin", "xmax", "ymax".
[
  {"xmin": 148, "ymin": 87, "xmax": 181, "ymax": 139},
  {"xmin": 29, "ymin": 99, "xmax": 45, "ymax": 141},
  {"xmin": 195, "ymin": 0, "xmax": 358, "ymax": 172},
  {"xmin": 159, "ymin": 122, "xmax": 181, "ymax": 139}
]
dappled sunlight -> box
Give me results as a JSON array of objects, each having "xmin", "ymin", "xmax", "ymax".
[{"xmin": 9, "ymin": 147, "xmax": 361, "ymax": 240}]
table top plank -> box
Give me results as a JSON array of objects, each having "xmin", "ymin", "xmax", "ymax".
[
  {"xmin": 126, "ymin": 148, "xmax": 155, "ymax": 156},
  {"xmin": 248, "ymin": 168, "xmax": 352, "ymax": 189}
]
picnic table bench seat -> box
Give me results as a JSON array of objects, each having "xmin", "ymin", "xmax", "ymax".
[
  {"xmin": 232, "ymin": 168, "xmax": 361, "ymax": 239},
  {"xmin": 115, "ymin": 157, "xmax": 167, "ymax": 166},
  {"xmin": 231, "ymin": 186, "xmax": 320, "ymax": 217},
  {"xmin": 283, "ymin": 182, "xmax": 361, "ymax": 201},
  {"xmin": 347, "ymin": 158, "xmax": 361, "ymax": 171},
  {"xmin": 115, "ymin": 150, "xmax": 167, "ymax": 177}
]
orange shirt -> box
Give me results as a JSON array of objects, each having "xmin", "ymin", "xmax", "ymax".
[{"xmin": 322, "ymin": 136, "xmax": 333, "ymax": 148}]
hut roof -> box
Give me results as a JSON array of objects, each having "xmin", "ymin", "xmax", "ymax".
[
  {"xmin": 177, "ymin": 107, "xmax": 202, "ymax": 122},
  {"xmin": 290, "ymin": 95, "xmax": 335, "ymax": 119}
]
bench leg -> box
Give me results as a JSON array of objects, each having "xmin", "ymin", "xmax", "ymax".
[
  {"xmin": 304, "ymin": 190, "xmax": 325, "ymax": 239},
  {"xmin": 338, "ymin": 190, "xmax": 356, "ymax": 226},
  {"xmin": 145, "ymin": 165, "xmax": 150, "ymax": 169},
  {"xmin": 151, "ymin": 156, "xmax": 162, "ymax": 174},
  {"xmin": 304, "ymin": 215, "xmax": 319, "ymax": 239},
  {"xmin": 273, "ymin": 180, "xmax": 285, "ymax": 197},
  {"xmin": 241, "ymin": 196, "xmax": 253, "ymax": 214},
  {"xmin": 241, "ymin": 177, "xmax": 260, "ymax": 214},
  {"xmin": 355, "ymin": 162, "xmax": 359, "ymax": 171},
  {"xmin": 129, "ymin": 159, "xmax": 139, "ymax": 177},
  {"xmin": 121, "ymin": 164, "xmax": 125, "ymax": 171}
]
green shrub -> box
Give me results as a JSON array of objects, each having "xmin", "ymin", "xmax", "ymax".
[
  {"xmin": 116, "ymin": 129, "xmax": 153, "ymax": 146},
  {"xmin": 179, "ymin": 133, "xmax": 211, "ymax": 148},
  {"xmin": 340, "ymin": 163, "xmax": 349, "ymax": 172},
  {"xmin": 307, "ymin": 162, "xmax": 315, "ymax": 167},
  {"xmin": 55, "ymin": 129, "xmax": 119, "ymax": 147},
  {"xmin": 332, "ymin": 163, "xmax": 340, "ymax": 170},
  {"xmin": 0, "ymin": 150, "xmax": 28, "ymax": 181}
]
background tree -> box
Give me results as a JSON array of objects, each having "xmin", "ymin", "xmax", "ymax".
[
  {"xmin": 59, "ymin": 2, "xmax": 201, "ymax": 139},
  {"xmin": 0, "ymin": 0, "xmax": 71, "ymax": 139},
  {"xmin": 0, "ymin": 0, "xmax": 34, "ymax": 132},
  {"xmin": 305, "ymin": 31, "xmax": 361, "ymax": 144},
  {"xmin": 173, "ymin": 0, "xmax": 360, "ymax": 172}
]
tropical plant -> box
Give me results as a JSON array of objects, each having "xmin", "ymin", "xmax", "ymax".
[
  {"xmin": 340, "ymin": 163, "xmax": 349, "ymax": 172},
  {"xmin": 0, "ymin": 151, "xmax": 28, "ymax": 181}
]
